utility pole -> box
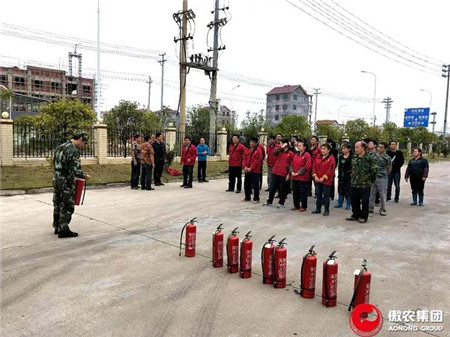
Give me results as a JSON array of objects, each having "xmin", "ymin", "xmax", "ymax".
[
  {"xmin": 208, "ymin": 0, "xmax": 221, "ymax": 153},
  {"xmin": 430, "ymin": 111, "xmax": 437, "ymax": 134},
  {"xmin": 158, "ymin": 53, "xmax": 166, "ymax": 112},
  {"xmin": 313, "ymin": 88, "xmax": 321, "ymax": 132},
  {"xmin": 96, "ymin": 0, "xmax": 101, "ymax": 121},
  {"xmin": 442, "ymin": 64, "xmax": 449, "ymax": 140},
  {"xmin": 146, "ymin": 76, "xmax": 152, "ymax": 110},
  {"xmin": 382, "ymin": 97, "xmax": 393, "ymax": 124}
]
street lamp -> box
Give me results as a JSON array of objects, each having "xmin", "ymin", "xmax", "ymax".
[
  {"xmin": 361, "ymin": 70, "xmax": 377, "ymax": 127},
  {"xmin": 338, "ymin": 104, "xmax": 347, "ymax": 124},
  {"xmin": 230, "ymin": 84, "xmax": 241, "ymax": 126}
]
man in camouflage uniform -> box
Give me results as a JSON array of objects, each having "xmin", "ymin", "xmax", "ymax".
[
  {"xmin": 346, "ymin": 141, "xmax": 378, "ymax": 224},
  {"xmin": 53, "ymin": 132, "xmax": 90, "ymax": 238}
]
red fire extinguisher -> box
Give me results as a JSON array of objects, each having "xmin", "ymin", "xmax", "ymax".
[
  {"xmin": 261, "ymin": 235, "xmax": 276, "ymax": 284},
  {"xmin": 239, "ymin": 231, "xmax": 253, "ymax": 278},
  {"xmin": 300, "ymin": 245, "xmax": 317, "ymax": 298},
  {"xmin": 212, "ymin": 223, "xmax": 224, "ymax": 268},
  {"xmin": 348, "ymin": 259, "xmax": 371, "ymax": 317},
  {"xmin": 74, "ymin": 178, "xmax": 86, "ymax": 206},
  {"xmin": 179, "ymin": 217, "xmax": 197, "ymax": 257},
  {"xmin": 274, "ymin": 238, "xmax": 287, "ymax": 289},
  {"xmin": 322, "ymin": 250, "xmax": 338, "ymax": 307},
  {"xmin": 227, "ymin": 227, "xmax": 239, "ymax": 273}
]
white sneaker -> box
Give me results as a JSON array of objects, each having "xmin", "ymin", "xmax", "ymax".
[
  {"xmin": 277, "ymin": 204, "xmax": 285, "ymax": 209},
  {"xmin": 262, "ymin": 202, "xmax": 271, "ymax": 206},
  {"xmin": 253, "ymin": 200, "xmax": 259, "ymax": 204}
]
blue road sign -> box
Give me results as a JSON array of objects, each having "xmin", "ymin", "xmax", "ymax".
[{"xmin": 403, "ymin": 108, "xmax": 430, "ymax": 127}]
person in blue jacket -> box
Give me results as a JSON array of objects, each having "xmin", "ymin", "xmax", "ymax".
[{"xmin": 196, "ymin": 138, "xmax": 210, "ymax": 183}]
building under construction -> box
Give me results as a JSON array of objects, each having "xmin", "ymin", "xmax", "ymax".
[{"xmin": 0, "ymin": 64, "xmax": 95, "ymax": 118}]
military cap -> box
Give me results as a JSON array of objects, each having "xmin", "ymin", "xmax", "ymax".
[{"xmin": 73, "ymin": 132, "xmax": 89, "ymax": 143}]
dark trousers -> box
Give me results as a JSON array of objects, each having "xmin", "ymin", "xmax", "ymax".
[
  {"xmin": 228, "ymin": 166, "xmax": 242, "ymax": 191},
  {"xmin": 244, "ymin": 172, "xmax": 260, "ymax": 201},
  {"xmin": 131, "ymin": 160, "xmax": 141, "ymax": 188},
  {"xmin": 308, "ymin": 175, "xmax": 317, "ymax": 196},
  {"xmin": 259, "ymin": 164, "xmax": 263, "ymax": 190},
  {"xmin": 198, "ymin": 161, "xmax": 207, "ymax": 181},
  {"xmin": 316, "ymin": 183, "xmax": 331, "ymax": 211},
  {"xmin": 154, "ymin": 161, "xmax": 164, "ymax": 184},
  {"xmin": 267, "ymin": 174, "xmax": 288, "ymax": 205},
  {"xmin": 387, "ymin": 172, "xmax": 401, "ymax": 201},
  {"xmin": 292, "ymin": 180, "xmax": 309, "ymax": 209},
  {"xmin": 351, "ymin": 187, "xmax": 371, "ymax": 220},
  {"xmin": 410, "ymin": 175, "xmax": 425, "ymax": 196},
  {"xmin": 183, "ymin": 165, "xmax": 194, "ymax": 187},
  {"xmin": 330, "ymin": 177, "xmax": 335, "ymax": 200},
  {"xmin": 141, "ymin": 163, "xmax": 153, "ymax": 189}
]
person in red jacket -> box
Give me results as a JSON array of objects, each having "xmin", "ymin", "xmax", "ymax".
[
  {"xmin": 180, "ymin": 136, "xmax": 197, "ymax": 188},
  {"xmin": 311, "ymin": 143, "xmax": 336, "ymax": 216},
  {"xmin": 266, "ymin": 136, "xmax": 279, "ymax": 191},
  {"xmin": 290, "ymin": 139, "xmax": 312, "ymax": 212},
  {"xmin": 309, "ymin": 135, "xmax": 321, "ymax": 197},
  {"xmin": 263, "ymin": 139, "xmax": 294, "ymax": 208},
  {"xmin": 226, "ymin": 134, "xmax": 246, "ymax": 193},
  {"xmin": 242, "ymin": 137, "xmax": 263, "ymax": 203}
]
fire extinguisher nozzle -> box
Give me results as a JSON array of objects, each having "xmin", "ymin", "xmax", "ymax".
[
  {"xmin": 245, "ymin": 231, "xmax": 252, "ymax": 238},
  {"xmin": 328, "ymin": 250, "xmax": 337, "ymax": 259}
]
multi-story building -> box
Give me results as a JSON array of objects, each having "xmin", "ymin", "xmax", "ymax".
[
  {"xmin": 266, "ymin": 85, "xmax": 310, "ymax": 125},
  {"xmin": 0, "ymin": 65, "xmax": 95, "ymax": 117},
  {"xmin": 216, "ymin": 105, "xmax": 236, "ymax": 127}
]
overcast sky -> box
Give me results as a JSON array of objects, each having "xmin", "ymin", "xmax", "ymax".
[{"xmin": 1, "ymin": 0, "xmax": 449, "ymax": 132}]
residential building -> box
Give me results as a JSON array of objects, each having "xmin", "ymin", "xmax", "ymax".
[
  {"xmin": 266, "ymin": 85, "xmax": 310, "ymax": 125},
  {"xmin": 216, "ymin": 105, "xmax": 236, "ymax": 127},
  {"xmin": 0, "ymin": 65, "xmax": 95, "ymax": 117},
  {"xmin": 316, "ymin": 119, "xmax": 339, "ymax": 127}
]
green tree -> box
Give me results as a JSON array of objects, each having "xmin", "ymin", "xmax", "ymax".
[
  {"xmin": 365, "ymin": 125, "xmax": 383, "ymax": 142},
  {"xmin": 397, "ymin": 127, "xmax": 413, "ymax": 144},
  {"xmin": 410, "ymin": 126, "xmax": 433, "ymax": 144},
  {"xmin": 240, "ymin": 111, "xmax": 273, "ymax": 144},
  {"xmin": 316, "ymin": 123, "xmax": 343, "ymax": 142},
  {"xmin": 274, "ymin": 115, "xmax": 311, "ymax": 139},
  {"xmin": 186, "ymin": 105, "xmax": 210, "ymax": 140},
  {"xmin": 39, "ymin": 98, "xmax": 95, "ymax": 140},
  {"xmin": 381, "ymin": 122, "xmax": 399, "ymax": 142},
  {"xmin": 141, "ymin": 110, "xmax": 161, "ymax": 131},
  {"xmin": 345, "ymin": 118, "xmax": 369, "ymax": 143},
  {"xmin": 104, "ymin": 100, "xmax": 143, "ymax": 130}
]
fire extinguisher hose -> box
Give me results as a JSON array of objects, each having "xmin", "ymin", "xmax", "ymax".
[
  {"xmin": 81, "ymin": 179, "xmax": 87, "ymax": 205},
  {"xmin": 348, "ymin": 258, "xmax": 367, "ymax": 311},
  {"xmin": 179, "ymin": 223, "xmax": 188, "ymax": 257},
  {"xmin": 300, "ymin": 254, "xmax": 307, "ymax": 295},
  {"xmin": 324, "ymin": 262, "xmax": 329, "ymax": 307}
]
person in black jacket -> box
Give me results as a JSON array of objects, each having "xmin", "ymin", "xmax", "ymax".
[
  {"xmin": 152, "ymin": 132, "xmax": 166, "ymax": 186},
  {"xmin": 386, "ymin": 140, "xmax": 405, "ymax": 203},
  {"xmin": 405, "ymin": 148, "xmax": 429, "ymax": 206},
  {"xmin": 326, "ymin": 138, "xmax": 338, "ymax": 200}
]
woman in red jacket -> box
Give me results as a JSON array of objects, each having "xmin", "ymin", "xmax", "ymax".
[
  {"xmin": 311, "ymin": 143, "xmax": 336, "ymax": 216},
  {"xmin": 290, "ymin": 139, "xmax": 312, "ymax": 212}
]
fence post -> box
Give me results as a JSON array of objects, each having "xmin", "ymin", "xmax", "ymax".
[
  {"xmin": 319, "ymin": 135, "xmax": 327, "ymax": 145},
  {"xmin": 258, "ymin": 128, "xmax": 268, "ymax": 147},
  {"xmin": 94, "ymin": 124, "xmax": 107, "ymax": 164},
  {"xmin": 217, "ymin": 127, "xmax": 228, "ymax": 160},
  {"xmin": 407, "ymin": 142, "xmax": 412, "ymax": 154},
  {"xmin": 429, "ymin": 143, "xmax": 433, "ymax": 155},
  {"xmin": 341, "ymin": 133, "xmax": 350, "ymax": 144},
  {"xmin": 165, "ymin": 123, "xmax": 176, "ymax": 152},
  {"xmin": 0, "ymin": 118, "xmax": 14, "ymax": 166}
]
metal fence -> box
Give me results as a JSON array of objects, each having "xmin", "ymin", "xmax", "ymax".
[
  {"xmin": 13, "ymin": 124, "xmax": 95, "ymax": 158},
  {"xmin": 107, "ymin": 127, "xmax": 161, "ymax": 157},
  {"xmin": 175, "ymin": 131, "xmax": 217, "ymax": 157}
]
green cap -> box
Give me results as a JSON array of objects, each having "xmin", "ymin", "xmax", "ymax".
[{"xmin": 73, "ymin": 132, "xmax": 89, "ymax": 143}]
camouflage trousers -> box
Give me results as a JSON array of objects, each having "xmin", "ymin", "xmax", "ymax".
[{"xmin": 53, "ymin": 178, "xmax": 75, "ymax": 231}]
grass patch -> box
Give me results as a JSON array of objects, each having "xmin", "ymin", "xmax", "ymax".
[{"xmin": 1, "ymin": 161, "xmax": 229, "ymax": 190}]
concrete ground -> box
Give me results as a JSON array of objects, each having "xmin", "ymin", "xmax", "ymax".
[{"xmin": 1, "ymin": 162, "xmax": 449, "ymax": 337}]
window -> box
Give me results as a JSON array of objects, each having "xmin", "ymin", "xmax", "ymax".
[
  {"xmin": 83, "ymin": 98, "xmax": 91, "ymax": 104},
  {"xmin": 15, "ymin": 77, "xmax": 25, "ymax": 86},
  {"xmin": 293, "ymin": 94, "xmax": 297, "ymax": 100},
  {"xmin": 275, "ymin": 105, "xmax": 280, "ymax": 111},
  {"xmin": 282, "ymin": 104, "xmax": 288, "ymax": 110},
  {"xmin": 283, "ymin": 94, "xmax": 288, "ymax": 100},
  {"xmin": 34, "ymin": 80, "xmax": 43, "ymax": 88},
  {"xmin": 293, "ymin": 104, "xmax": 297, "ymax": 110},
  {"xmin": 51, "ymin": 82, "xmax": 60, "ymax": 90},
  {"xmin": 83, "ymin": 85, "xmax": 91, "ymax": 93},
  {"xmin": 0, "ymin": 75, "xmax": 6, "ymax": 84},
  {"xmin": 276, "ymin": 95, "xmax": 280, "ymax": 101},
  {"xmin": 275, "ymin": 115, "xmax": 279, "ymax": 121}
]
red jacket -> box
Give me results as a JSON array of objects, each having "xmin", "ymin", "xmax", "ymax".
[
  {"xmin": 291, "ymin": 151, "xmax": 312, "ymax": 182},
  {"xmin": 242, "ymin": 147, "xmax": 263, "ymax": 173},
  {"xmin": 310, "ymin": 145, "xmax": 321, "ymax": 164},
  {"xmin": 266, "ymin": 143, "xmax": 279, "ymax": 167},
  {"xmin": 258, "ymin": 143, "xmax": 266, "ymax": 161},
  {"xmin": 272, "ymin": 149, "xmax": 294, "ymax": 177},
  {"xmin": 312, "ymin": 154, "xmax": 336, "ymax": 186},
  {"xmin": 228, "ymin": 143, "xmax": 246, "ymax": 167},
  {"xmin": 181, "ymin": 144, "xmax": 197, "ymax": 166}
]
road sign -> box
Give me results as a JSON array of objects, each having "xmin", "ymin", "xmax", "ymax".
[{"xmin": 403, "ymin": 108, "xmax": 429, "ymax": 127}]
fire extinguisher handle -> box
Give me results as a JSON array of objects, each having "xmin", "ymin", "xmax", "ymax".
[
  {"xmin": 308, "ymin": 245, "xmax": 316, "ymax": 255},
  {"xmin": 190, "ymin": 217, "xmax": 198, "ymax": 223},
  {"xmin": 231, "ymin": 227, "xmax": 239, "ymax": 235},
  {"xmin": 361, "ymin": 258, "xmax": 368, "ymax": 270},
  {"xmin": 278, "ymin": 238, "xmax": 287, "ymax": 246},
  {"xmin": 244, "ymin": 231, "xmax": 252, "ymax": 238},
  {"xmin": 216, "ymin": 223, "xmax": 224, "ymax": 231},
  {"xmin": 328, "ymin": 251, "xmax": 337, "ymax": 259},
  {"xmin": 267, "ymin": 235, "xmax": 276, "ymax": 243}
]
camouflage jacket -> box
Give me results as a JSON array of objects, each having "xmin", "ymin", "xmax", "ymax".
[
  {"xmin": 53, "ymin": 141, "xmax": 86, "ymax": 183},
  {"xmin": 351, "ymin": 153, "xmax": 378, "ymax": 188}
]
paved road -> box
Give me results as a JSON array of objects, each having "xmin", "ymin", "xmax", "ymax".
[{"xmin": 1, "ymin": 162, "xmax": 449, "ymax": 337}]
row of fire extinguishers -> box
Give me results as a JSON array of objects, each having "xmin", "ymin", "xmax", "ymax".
[{"xmin": 179, "ymin": 219, "xmax": 371, "ymax": 311}]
